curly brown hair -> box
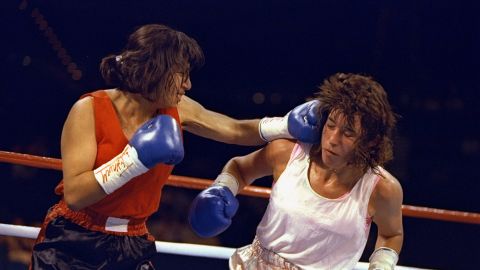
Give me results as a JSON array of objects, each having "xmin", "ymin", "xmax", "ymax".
[
  {"xmin": 313, "ymin": 73, "xmax": 398, "ymax": 171},
  {"xmin": 100, "ymin": 24, "xmax": 205, "ymax": 101}
]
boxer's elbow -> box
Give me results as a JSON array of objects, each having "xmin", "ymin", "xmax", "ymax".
[
  {"xmin": 63, "ymin": 191, "xmax": 85, "ymax": 211},
  {"xmin": 227, "ymin": 156, "xmax": 257, "ymax": 188},
  {"xmin": 63, "ymin": 178, "xmax": 100, "ymax": 211}
]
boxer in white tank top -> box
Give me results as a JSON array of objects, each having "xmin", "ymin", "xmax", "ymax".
[
  {"xmin": 252, "ymin": 142, "xmax": 381, "ymax": 269},
  {"xmin": 189, "ymin": 73, "xmax": 404, "ymax": 270}
]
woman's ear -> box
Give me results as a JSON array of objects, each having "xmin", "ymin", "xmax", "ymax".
[{"xmin": 366, "ymin": 135, "xmax": 381, "ymax": 148}]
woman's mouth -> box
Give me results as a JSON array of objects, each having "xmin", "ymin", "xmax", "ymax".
[{"xmin": 324, "ymin": 149, "xmax": 338, "ymax": 156}]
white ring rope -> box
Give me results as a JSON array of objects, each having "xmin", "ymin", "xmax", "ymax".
[
  {"xmin": 0, "ymin": 223, "xmax": 433, "ymax": 270},
  {"xmin": 0, "ymin": 223, "xmax": 41, "ymax": 239}
]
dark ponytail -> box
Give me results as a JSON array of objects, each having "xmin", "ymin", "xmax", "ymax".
[{"xmin": 100, "ymin": 54, "xmax": 124, "ymax": 88}]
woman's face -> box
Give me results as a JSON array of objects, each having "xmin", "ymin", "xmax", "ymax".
[
  {"xmin": 320, "ymin": 110, "xmax": 362, "ymax": 171},
  {"xmin": 171, "ymin": 69, "xmax": 191, "ymax": 105},
  {"xmin": 156, "ymin": 67, "xmax": 191, "ymax": 108}
]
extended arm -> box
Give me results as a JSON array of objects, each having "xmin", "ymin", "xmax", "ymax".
[
  {"xmin": 178, "ymin": 96, "xmax": 321, "ymax": 145},
  {"xmin": 178, "ymin": 96, "xmax": 263, "ymax": 145}
]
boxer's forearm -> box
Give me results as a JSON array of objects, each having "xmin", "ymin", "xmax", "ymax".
[{"xmin": 374, "ymin": 233, "xmax": 403, "ymax": 255}]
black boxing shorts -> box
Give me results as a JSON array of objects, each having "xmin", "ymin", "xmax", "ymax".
[{"xmin": 31, "ymin": 216, "xmax": 157, "ymax": 270}]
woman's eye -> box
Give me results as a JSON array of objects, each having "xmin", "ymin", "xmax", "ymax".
[{"xmin": 344, "ymin": 131, "xmax": 355, "ymax": 138}]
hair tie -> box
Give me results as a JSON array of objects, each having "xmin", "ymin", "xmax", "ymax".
[{"xmin": 115, "ymin": 55, "xmax": 123, "ymax": 62}]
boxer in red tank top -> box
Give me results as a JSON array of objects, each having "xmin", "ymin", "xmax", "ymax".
[{"xmin": 31, "ymin": 24, "xmax": 323, "ymax": 270}]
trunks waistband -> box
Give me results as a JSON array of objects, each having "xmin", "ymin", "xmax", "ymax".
[
  {"xmin": 252, "ymin": 236, "xmax": 300, "ymax": 269},
  {"xmin": 45, "ymin": 200, "xmax": 150, "ymax": 237}
]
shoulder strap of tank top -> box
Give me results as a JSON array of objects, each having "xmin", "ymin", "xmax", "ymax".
[
  {"xmin": 286, "ymin": 142, "xmax": 312, "ymax": 166},
  {"xmin": 79, "ymin": 90, "xmax": 122, "ymax": 143}
]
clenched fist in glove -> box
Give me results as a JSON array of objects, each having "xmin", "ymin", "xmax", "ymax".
[
  {"xmin": 188, "ymin": 173, "xmax": 240, "ymax": 238},
  {"xmin": 94, "ymin": 115, "xmax": 184, "ymax": 194},
  {"xmin": 259, "ymin": 100, "xmax": 322, "ymax": 144}
]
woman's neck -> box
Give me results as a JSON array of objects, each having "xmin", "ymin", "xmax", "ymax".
[
  {"xmin": 310, "ymin": 154, "xmax": 365, "ymax": 187},
  {"xmin": 111, "ymin": 89, "xmax": 158, "ymax": 120}
]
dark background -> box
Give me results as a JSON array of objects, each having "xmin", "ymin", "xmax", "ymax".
[{"xmin": 1, "ymin": 0, "xmax": 479, "ymax": 269}]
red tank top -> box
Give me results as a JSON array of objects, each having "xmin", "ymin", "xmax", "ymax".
[{"xmin": 54, "ymin": 90, "xmax": 181, "ymax": 219}]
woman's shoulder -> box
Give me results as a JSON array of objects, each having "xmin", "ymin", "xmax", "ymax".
[
  {"xmin": 267, "ymin": 139, "xmax": 297, "ymax": 157},
  {"xmin": 372, "ymin": 167, "xmax": 403, "ymax": 204},
  {"xmin": 265, "ymin": 139, "xmax": 298, "ymax": 177},
  {"xmin": 69, "ymin": 95, "xmax": 94, "ymax": 116}
]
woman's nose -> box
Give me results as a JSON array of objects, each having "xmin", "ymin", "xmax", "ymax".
[
  {"xmin": 183, "ymin": 77, "xmax": 192, "ymax": 91},
  {"xmin": 328, "ymin": 129, "xmax": 341, "ymax": 146}
]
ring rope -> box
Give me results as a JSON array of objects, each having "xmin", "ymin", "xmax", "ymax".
[
  {"xmin": 0, "ymin": 223, "xmax": 431, "ymax": 270},
  {"xmin": 1, "ymin": 150, "xmax": 479, "ymax": 225}
]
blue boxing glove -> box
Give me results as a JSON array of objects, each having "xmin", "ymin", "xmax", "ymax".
[
  {"xmin": 94, "ymin": 115, "xmax": 183, "ymax": 194},
  {"xmin": 259, "ymin": 100, "xmax": 322, "ymax": 144},
  {"xmin": 189, "ymin": 173, "xmax": 240, "ymax": 238},
  {"xmin": 130, "ymin": 115, "xmax": 184, "ymax": 166}
]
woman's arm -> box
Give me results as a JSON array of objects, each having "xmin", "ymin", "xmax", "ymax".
[
  {"xmin": 178, "ymin": 95, "xmax": 321, "ymax": 145},
  {"xmin": 188, "ymin": 139, "xmax": 295, "ymax": 237},
  {"xmin": 61, "ymin": 97, "xmax": 106, "ymax": 210},
  {"xmin": 62, "ymin": 97, "xmax": 185, "ymax": 211},
  {"xmin": 221, "ymin": 139, "xmax": 295, "ymax": 192},
  {"xmin": 369, "ymin": 172, "xmax": 404, "ymax": 269},
  {"xmin": 178, "ymin": 95, "xmax": 263, "ymax": 145}
]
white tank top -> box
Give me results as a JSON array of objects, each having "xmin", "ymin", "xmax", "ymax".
[{"xmin": 256, "ymin": 143, "xmax": 381, "ymax": 270}]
